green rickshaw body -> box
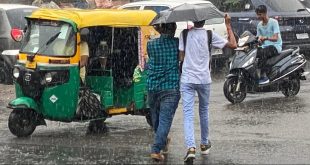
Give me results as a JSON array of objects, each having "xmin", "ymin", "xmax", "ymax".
[
  {"xmin": 86, "ymin": 69, "xmax": 148, "ymax": 110},
  {"xmin": 11, "ymin": 65, "xmax": 80, "ymax": 121},
  {"xmin": 40, "ymin": 66, "xmax": 80, "ymax": 120}
]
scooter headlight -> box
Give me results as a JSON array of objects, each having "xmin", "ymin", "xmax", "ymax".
[
  {"xmin": 45, "ymin": 73, "xmax": 53, "ymax": 83},
  {"xmin": 13, "ymin": 67, "xmax": 20, "ymax": 78},
  {"xmin": 242, "ymin": 57, "xmax": 255, "ymax": 68}
]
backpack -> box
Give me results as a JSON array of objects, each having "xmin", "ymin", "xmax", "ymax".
[{"xmin": 181, "ymin": 29, "xmax": 213, "ymax": 70}]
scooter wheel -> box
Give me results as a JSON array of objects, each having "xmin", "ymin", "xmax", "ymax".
[
  {"xmin": 281, "ymin": 77, "xmax": 300, "ymax": 97},
  {"xmin": 8, "ymin": 110, "xmax": 37, "ymax": 137},
  {"xmin": 223, "ymin": 77, "xmax": 247, "ymax": 104}
]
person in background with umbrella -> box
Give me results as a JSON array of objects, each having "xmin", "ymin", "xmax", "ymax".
[
  {"xmin": 147, "ymin": 23, "xmax": 180, "ymax": 161},
  {"xmin": 179, "ymin": 13, "xmax": 237, "ymax": 163}
]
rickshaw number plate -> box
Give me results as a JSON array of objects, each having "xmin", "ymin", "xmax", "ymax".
[{"xmin": 26, "ymin": 61, "xmax": 37, "ymax": 69}]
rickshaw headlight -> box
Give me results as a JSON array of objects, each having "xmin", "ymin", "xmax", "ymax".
[
  {"xmin": 13, "ymin": 68, "xmax": 20, "ymax": 78},
  {"xmin": 45, "ymin": 73, "xmax": 53, "ymax": 83}
]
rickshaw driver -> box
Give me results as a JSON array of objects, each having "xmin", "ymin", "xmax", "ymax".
[{"xmin": 79, "ymin": 28, "xmax": 90, "ymax": 84}]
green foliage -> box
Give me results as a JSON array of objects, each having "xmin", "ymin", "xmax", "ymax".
[
  {"xmin": 209, "ymin": 0, "xmax": 251, "ymax": 12},
  {"xmin": 224, "ymin": 0, "xmax": 241, "ymax": 6},
  {"xmin": 223, "ymin": 0, "xmax": 244, "ymax": 11}
]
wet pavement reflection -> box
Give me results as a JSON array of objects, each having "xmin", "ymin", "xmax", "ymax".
[{"xmin": 0, "ymin": 59, "xmax": 310, "ymax": 164}]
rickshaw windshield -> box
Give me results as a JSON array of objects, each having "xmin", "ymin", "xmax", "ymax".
[{"xmin": 20, "ymin": 20, "xmax": 76, "ymax": 57}]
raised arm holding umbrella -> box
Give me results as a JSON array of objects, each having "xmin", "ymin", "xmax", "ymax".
[{"xmin": 151, "ymin": 3, "xmax": 237, "ymax": 164}]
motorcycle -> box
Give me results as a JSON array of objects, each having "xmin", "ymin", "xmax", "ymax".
[{"xmin": 223, "ymin": 31, "xmax": 308, "ymax": 104}]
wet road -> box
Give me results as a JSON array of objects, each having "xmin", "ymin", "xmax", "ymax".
[{"xmin": 0, "ymin": 65, "xmax": 310, "ymax": 164}]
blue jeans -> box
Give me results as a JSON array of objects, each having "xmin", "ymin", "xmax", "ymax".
[
  {"xmin": 180, "ymin": 83, "xmax": 211, "ymax": 149},
  {"xmin": 148, "ymin": 90, "xmax": 180, "ymax": 153}
]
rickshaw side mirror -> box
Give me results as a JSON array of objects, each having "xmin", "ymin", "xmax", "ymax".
[
  {"xmin": 80, "ymin": 28, "xmax": 89, "ymax": 40},
  {"xmin": 23, "ymin": 24, "xmax": 28, "ymax": 33}
]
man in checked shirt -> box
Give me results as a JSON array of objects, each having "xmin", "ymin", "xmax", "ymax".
[{"xmin": 147, "ymin": 23, "xmax": 180, "ymax": 161}]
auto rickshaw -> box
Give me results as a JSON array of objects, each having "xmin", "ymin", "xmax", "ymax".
[{"xmin": 7, "ymin": 8, "xmax": 159, "ymax": 137}]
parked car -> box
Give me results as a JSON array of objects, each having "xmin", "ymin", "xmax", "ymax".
[
  {"xmin": 208, "ymin": 0, "xmax": 310, "ymax": 53},
  {"xmin": 0, "ymin": 4, "xmax": 37, "ymax": 84},
  {"xmin": 119, "ymin": 0, "xmax": 232, "ymax": 61}
]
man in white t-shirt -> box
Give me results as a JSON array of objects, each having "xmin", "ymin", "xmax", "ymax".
[{"xmin": 179, "ymin": 14, "xmax": 237, "ymax": 163}]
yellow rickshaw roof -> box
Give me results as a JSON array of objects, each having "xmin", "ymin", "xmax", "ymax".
[{"xmin": 28, "ymin": 8, "xmax": 157, "ymax": 28}]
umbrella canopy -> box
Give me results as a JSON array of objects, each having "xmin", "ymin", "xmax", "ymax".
[{"xmin": 151, "ymin": 3, "xmax": 224, "ymax": 25}]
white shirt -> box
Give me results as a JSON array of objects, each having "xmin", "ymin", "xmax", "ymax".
[{"xmin": 179, "ymin": 28, "xmax": 227, "ymax": 84}]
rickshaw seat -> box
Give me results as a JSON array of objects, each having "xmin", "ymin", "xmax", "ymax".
[
  {"xmin": 86, "ymin": 27, "xmax": 139, "ymax": 88},
  {"xmin": 111, "ymin": 50, "xmax": 135, "ymax": 88},
  {"xmin": 110, "ymin": 28, "xmax": 139, "ymax": 88},
  {"xmin": 87, "ymin": 42, "xmax": 111, "ymax": 76}
]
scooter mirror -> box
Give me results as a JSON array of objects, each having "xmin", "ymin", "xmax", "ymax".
[
  {"xmin": 245, "ymin": 3, "xmax": 251, "ymax": 10},
  {"xmin": 238, "ymin": 35, "xmax": 249, "ymax": 47}
]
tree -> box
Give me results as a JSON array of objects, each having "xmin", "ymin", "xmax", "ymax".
[{"xmin": 209, "ymin": 0, "xmax": 247, "ymax": 12}]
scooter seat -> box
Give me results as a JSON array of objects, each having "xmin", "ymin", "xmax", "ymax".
[{"xmin": 266, "ymin": 49, "xmax": 294, "ymax": 66}]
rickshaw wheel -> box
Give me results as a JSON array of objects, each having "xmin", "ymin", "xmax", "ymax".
[
  {"xmin": 87, "ymin": 119, "xmax": 107, "ymax": 134},
  {"xmin": 8, "ymin": 109, "xmax": 37, "ymax": 137}
]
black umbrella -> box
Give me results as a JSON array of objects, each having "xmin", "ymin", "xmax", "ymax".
[{"xmin": 151, "ymin": 3, "xmax": 224, "ymax": 25}]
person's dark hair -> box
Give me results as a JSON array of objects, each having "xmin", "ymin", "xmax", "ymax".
[
  {"xmin": 255, "ymin": 5, "xmax": 267, "ymax": 14},
  {"xmin": 153, "ymin": 23, "xmax": 177, "ymax": 36},
  {"xmin": 193, "ymin": 20, "xmax": 205, "ymax": 28}
]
